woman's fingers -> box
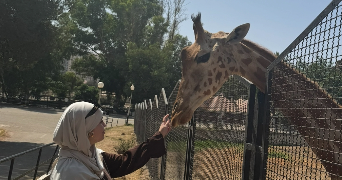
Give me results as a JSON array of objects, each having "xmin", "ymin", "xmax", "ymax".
[{"xmin": 163, "ymin": 114, "xmax": 169, "ymax": 123}]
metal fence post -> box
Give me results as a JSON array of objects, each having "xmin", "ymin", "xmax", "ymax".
[
  {"xmin": 144, "ymin": 100, "xmax": 147, "ymax": 141},
  {"xmin": 184, "ymin": 114, "xmax": 195, "ymax": 180},
  {"xmin": 252, "ymin": 90, "xmax": 266, "ymax": 180},
  {"xmin": 8, "ymin": 158, "xmax": 14, "ymax": 180},
  {"xmin": 33, "ymin": 148, "xmax": 42, "ymax": 180},
  {"xmin": 260, "ymin": 70, "xmax": 273, "ymax": 180},
  {"xmin": 46, "ymin": 145, "xmax": 59, "ymax": 173},
  {"xmin": 241, "ymin": 84, "xmax": 256, "ymax": 180}
]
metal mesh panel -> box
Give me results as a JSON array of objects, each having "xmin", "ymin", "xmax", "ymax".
[
  {"xmin": 266, "ymin": 1, "xmax": 342, "ymax": 179},
  {"xmin": 164, "ymin": 81, "xmax": 190, "ymax": 180},
  {"xmin": 146, "ymin": 98, "xmax": 163, "ymax": 179},
  {"xmin": 191, "ymin": 76, "xmax": 250, "ymax": 179}
]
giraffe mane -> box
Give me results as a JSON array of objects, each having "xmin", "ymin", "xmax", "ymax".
[
  {"xmin": 241, "ymin": 39, "xmax": 276, "ymax": 61},
  {"xmin": 240, "ymin": 39, "xmax": 340, "ymax": 106}
]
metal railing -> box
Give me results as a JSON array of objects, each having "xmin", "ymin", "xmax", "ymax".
[{"xmin": 0, "ymin": 143, "xmax": 59, "ymax": 180}]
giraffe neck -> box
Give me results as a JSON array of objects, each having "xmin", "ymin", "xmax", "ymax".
[
  {"xmin": 272, "ymin": 62, "xmax": 342, "ymax": 178},
  {"xmin": 223, "ymin": 40, "xmax": 342, "ymax": 178}
]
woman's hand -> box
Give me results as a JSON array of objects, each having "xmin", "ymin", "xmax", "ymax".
[{"xmin": 159, "ymin": 114, "xmax": 172, "ymax": 137}]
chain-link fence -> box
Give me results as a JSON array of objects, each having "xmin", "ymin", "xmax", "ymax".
[
  {"xmin": 264, "ymin": 0, "xmax": 342, "ymax": 179},
  {"xmin": 134, "ymin": 1, "xmax": 342, "ymax": 179},
  {"xmin": 134, "ymin": 76, "xmax": 256, "ymax": 179}
]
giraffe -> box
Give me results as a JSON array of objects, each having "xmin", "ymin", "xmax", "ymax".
[{"xmin": 170, "ymin": 13, "xmax": 342, "ymax": 179}]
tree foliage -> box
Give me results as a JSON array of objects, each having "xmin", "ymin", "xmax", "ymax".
[
  {"xmin": 68, "ymin": 0, "xmax": 190, "ymax": 104},
  {"xmin": 74, "ymin": 84, "xmax": 99, "ymax": 103},
  {"xmin": 0, "ymin": 0, "xmax": 190, "ymax": 107},
  {"xmin": 296, "ymin": 57, "xmax": 342, "ymax": 104},
  {"xmin": 0, "ymin": 0, "xmax": 68, "ymax": 100}
]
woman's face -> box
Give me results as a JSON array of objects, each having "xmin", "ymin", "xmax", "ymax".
[{"xmin": 89, "ymin": 120, "xmax": 106, "ymax": 145}]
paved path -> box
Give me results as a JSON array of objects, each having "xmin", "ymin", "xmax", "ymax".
[{"xmin": 0, "ymin": 103, "xmax": 134, "ymax": 179}]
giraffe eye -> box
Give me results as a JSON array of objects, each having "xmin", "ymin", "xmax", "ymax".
[{"xmin": 195, "ymin": 52, "xmax": 211, "ymax": 64}]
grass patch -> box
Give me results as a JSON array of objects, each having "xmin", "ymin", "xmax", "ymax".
[
  {"xmin": 0, "ymin": 128, "xmax": 8, "ymax": 140},
  {"xmin": 167, "ymin": 140, "xmax": 244, "ymax": 152},
  {"xmin": 0, "ymin": 128, "xmax": 6, "ymax": 137},
  {"xmin": 268, "ymin": 148, "xmax": 291, "ymax": 160}
]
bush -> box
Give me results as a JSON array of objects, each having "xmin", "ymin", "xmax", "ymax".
[{"xmin": 114, "ymin": 138, "xmax": 136, "ymax": 154}]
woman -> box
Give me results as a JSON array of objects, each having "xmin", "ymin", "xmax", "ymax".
[{"xmin": 50, "ymin": 101, "xmax": 171, "ymax": 179}]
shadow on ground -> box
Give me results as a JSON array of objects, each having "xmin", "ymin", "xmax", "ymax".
[
  {"xmin": 0, "ymin": 141, "xmax": 58, "ymax": 180},
  {"xmin": 0, "ymin": 102, "xmax": 65, "ymax": 114}
]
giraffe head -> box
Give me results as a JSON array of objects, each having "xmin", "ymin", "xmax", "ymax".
[{"xmin": 170, "ymin": 13, "xmax": 274, "ymax": 127}]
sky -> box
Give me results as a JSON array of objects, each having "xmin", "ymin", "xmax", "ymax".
[{"xmin": 177, "ymin": 0, "xmax": 334, "ymax": 53}]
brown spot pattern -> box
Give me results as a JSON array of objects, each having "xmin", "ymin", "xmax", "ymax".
[
  {"xmin": 224, "ymin": 70, "xmax": 229, "ymax": 79},
  {"xmin": 208, "ymin": 70, "xmax": 213, "ymax": 76},
  {"xmin": 213, "ymin": 68, "xmax": 216, "ymax": 72},
  {"xmin": 227, "ymin": 57, "xmax": 232, "ymax": 64},
  {"xmin": 208, "ymin": 78, "xmax": 212, "ymax": 85},
  {"xmin": 213, "ymin": 86, "xmax": 217, "ymax": 93},
  {"xmin": 241, "ymin": 58, "xmax": 253, "ymax": 66},
  {"xmin": 204, "ymin": 82, "xmax": 207, "ymax": 87},
  {"xmin": 238, "ymin": 50, "xmax": 244, "ymax": 54},
  {"xmin": 257, "ymin": 57, "xmax": 270, "ymax": 69},
  {"xmin": 229, "ymin": 67, "xmax": 235, "ymax": 71},
  {"xmin": 219, "ymin": 63, "xmax": 225, "ymax": 68},
  {"xmin": 254, "ymin": 67, "xmax": 265, "ymax": 81},
  {"xmin": 194, "ymin": 84, "xmax": 201, "ymax": 92},
  {"xmin": 203, "ymin": 89, "xmax": 211, "ymax": 96},
  {"xmin": 217, "ymin": 56, "xmax": 225, "ymax": 68},
  {"xmin": 215, "ymin": 71, "xmax": 222, "ymax": 83},
  {"xmin": 240, "ymin": 67, "xmax": 246, "ymax": 76}
]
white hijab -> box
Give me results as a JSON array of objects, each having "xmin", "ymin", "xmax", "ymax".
[{"xmin": 51, "ymin": 102, "xmax": 105, "ymax": 179}]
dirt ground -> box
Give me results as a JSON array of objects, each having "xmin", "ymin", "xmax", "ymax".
[
  {"xmin": 192, "ymin": 147, "xmax": 244, "ymax": 180},
  {"xmin": 188, "ymin": 145, "xmax": 331, "ymax": 180},
  {"xmin": 57, "ymin": 125, "xmax": 333, "ymax": 180},
  {"xmin": 266, "ymin": 146, "xmax": 330, "ymax": 180}
]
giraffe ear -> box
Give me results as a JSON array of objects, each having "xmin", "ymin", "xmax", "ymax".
[{"xmin": 226, "ymin": 23, "xmax": 250, "ymax": 44}]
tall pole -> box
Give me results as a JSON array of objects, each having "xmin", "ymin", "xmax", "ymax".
[
  {"xmin": 126, "ymin": 92, "xmax": 132, "ymax": 125},
  {"xmin": 98, "ymin": 89, "xmax": 101, "ymax": 105}
]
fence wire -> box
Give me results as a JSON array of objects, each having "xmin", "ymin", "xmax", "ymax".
[
  {"xmin": 164, "ymin": 81, "xmax": 189, "ymax": 180},
  {"xmin": 265, "ymin": 1, "xmax": 342, "ymax": 179},
  {"xmin": 191, "ymin": 76, "xmax": 250, "ymax": 180},
  {"xmin": 133, "ymin": 2, "xmax": 342, "ymax": 179},
  {"xmin": 134, "ymin": 76, "xmax": 252, "ymax": 179}
]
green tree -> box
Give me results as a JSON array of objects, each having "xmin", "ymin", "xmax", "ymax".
[
  {"xmin": 126, "ymin": 43, "xmax": 170, "ymax": 103},
  {"xmin": 62, "ymin": 72, "xmax": 83, "ymax": 98},
  {"xmin": 63, "ymin": 0, "xmax": 190, "ymax": 106},
  {"xmin": 65, "ymin": 0, "xmax": 165, "ymax": 105},
  {"xmin": 296, "ymin": 57, "xmax": 342, "ymax": 104},
  {"xmin": 0, "ymin": 0, "xmax": 71, "ymax": 100},
  {"xmin": 74, "ymin": 84, "xmax": 99, "ymax": 103}
]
